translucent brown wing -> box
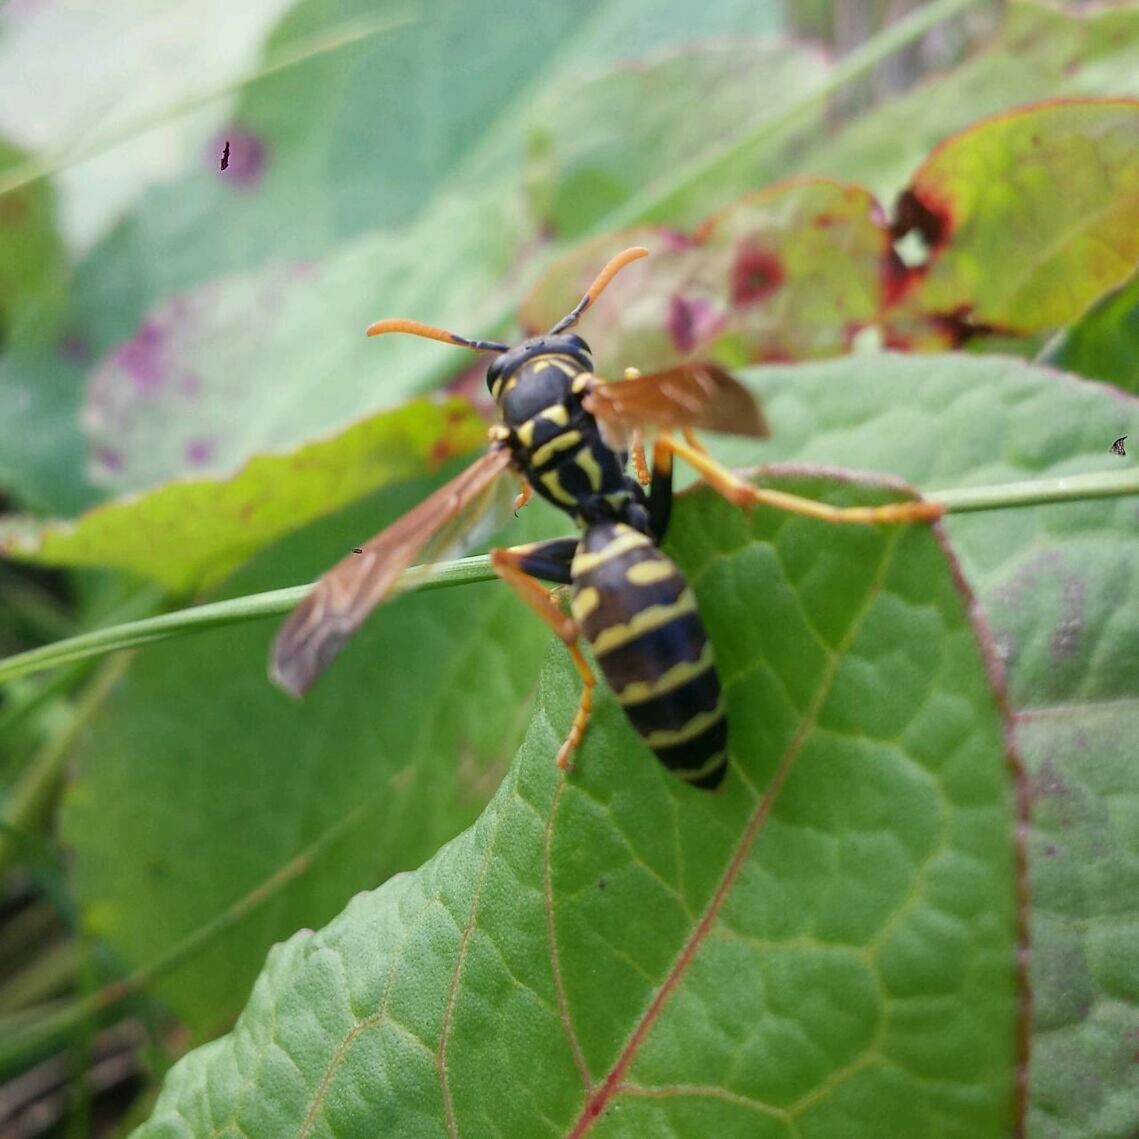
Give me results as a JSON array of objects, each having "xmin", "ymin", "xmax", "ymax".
[
  {"xmin": 270, "ymin": 447, "xmax": 513, "ymax": 697},
  {"xmin": 583, "ymin": 362, "xmax": 769, "ymax": 446}
]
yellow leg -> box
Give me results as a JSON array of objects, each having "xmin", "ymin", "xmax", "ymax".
[
  {"xmin": 489, "ymin": 548, "xmax": 595, "ymax": 771},
  {"xmin": 657, "ymin": 432, "xmax": 944, "ymax": 525},
  {"xmin": 513, "ymin": 478, "xmax": 533, "ymax": 514},
  {"xmin": 631, "ymin": 428, "xmax": 650, "ymax": 486}
]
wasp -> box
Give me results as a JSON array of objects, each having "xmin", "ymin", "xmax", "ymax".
[{"xmin": 270, "ymin": 248, "xmax": 940, "ymax": 788}]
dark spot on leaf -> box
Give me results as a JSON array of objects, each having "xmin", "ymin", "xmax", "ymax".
[
  {"xmin": 881, "ymin": 249, "xmax": 917, "ymax": 309},
  {"xmin": 814, "ymin": 213, "xmax": 836, "ymax": 229},
  {"xmin": 93, "ymin": 446, "xmax": 124, "ymax": 473},
  {"xmin": 212, "ymin": 128, "xmax": 266, "ymax": 190},
  {"xmin": 429, "ymin": 436, "xmax": 458, "ymax": 468},
  {"xmin": 729, "ymin": 242, "xmax": 784, "ymax": 306},
  {"xmin": 1050, "ymin": 576, "xmax": 1085, "ymax": 661},
  {"xmin": 115, "ymin": 320, "xmax": 167, "ymax": 393},
  {"xmin": 666, "ymin": 294, "xmax": 717, "ymax": 353},
  {"xmin": 1111, "ymin": 436, "xmax": 1127, "ymax": 456},
  {"xmin": 1043, "ymin": 844, "xmax": 1059, "ymax": 858},
  {"xmin": 58, "ymin": 332, "xmax": 92, "ymax": 365},
  {"xmin": 0, "ymin": 189, "xmax": 28, "ymax": 227},
  {"xmin": 657, "ymin": 227, "xmax": 695, "ymax": 251},
  {"xmin": 892, "ymin": 187, "xmax": 952, "ymax": 249},
  {"xmin": 220, "ymin": 140, "xmax": 230, "ymax": 171},
  {"xmin": 1031, "ymin": 758, "xmax": 1071, "ymax": 801},
  {"xmin": 596, "ymin": 878, "xmax": 606, "ymax": 890},
  {"xmin": 184, "ymin": 438, "xmax": 215, "ymax": 467},
  {"xmin": 928, "ymin": 308, "xmax": 1007, "ymax": 348}
]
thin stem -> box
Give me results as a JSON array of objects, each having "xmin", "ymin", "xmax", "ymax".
[
  {"xmin": 0, "ymin": 656, "xmax": 131, "ymax": 877},
  {"xmin": 0, "ymin": 555, "xmax": 498, "ymax": 685},
  {"xmin": 929, "ymin": 468, "xmax": 1139, "ymax": 513},
  {"xmin": 0, "ymin": 467, "xmax": 1134, "ymax": 687}
]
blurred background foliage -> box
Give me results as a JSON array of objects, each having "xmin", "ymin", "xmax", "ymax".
[{"xmin": 0, "ymin": 0, "xmax": 1137, "ymax": 1135}]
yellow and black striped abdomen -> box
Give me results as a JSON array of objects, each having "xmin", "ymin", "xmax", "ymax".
[{"xmin": 570, "ymin": 523, "xmax": 727, "ymax": 789}]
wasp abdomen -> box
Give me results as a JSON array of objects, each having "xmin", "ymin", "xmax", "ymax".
[{"xmin": 571, "ymin": 523, "xmax": 728, "ymax": 789}]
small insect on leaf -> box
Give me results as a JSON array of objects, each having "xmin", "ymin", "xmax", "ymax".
[{"xmin": 1112, "ymin": 435, "xmax": 1127, "ymax": 456}]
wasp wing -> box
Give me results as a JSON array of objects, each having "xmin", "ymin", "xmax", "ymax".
[
  {"xmin": 583, "ymin": 362, "xmax": 768, "ymax": 447},
  {"xmin": 270, "ymin": 446, "xmax": 514, "ymax": 697}
]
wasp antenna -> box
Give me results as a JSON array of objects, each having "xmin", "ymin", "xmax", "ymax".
[
  {"xmin": 548, "ymin": 246, "xmax": 649, "ymax": 335},
  {"xmin": 366, "ymin": 317, "xmax": 509, "ymax": 353}
]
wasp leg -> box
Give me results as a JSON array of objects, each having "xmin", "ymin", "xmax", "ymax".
[
  {"xmin": 630, "ymin": 428, "xmax": 651, "ymax": 487},
  {"xmin": 513, "ymin": 478, "xmax": 534, "ymax": 515},
  {"xmin": 647, "ymin": 436, "xmax": 674, "ymax": 542},
  {"xmin": 656, "ymin": 432, "xmax": 944, "ymax": 525},
  {"xmin": 490, "ymin": 541, "xmax": 595, "ymax": 772}
]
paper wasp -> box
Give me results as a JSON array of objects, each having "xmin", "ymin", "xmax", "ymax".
[{"xmin": 270, "ymin": 248, "xmax": 941, "ymax": 788}]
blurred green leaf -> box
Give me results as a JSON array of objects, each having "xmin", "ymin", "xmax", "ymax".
[
  {"xmin": 0, "ymin": 0, "xmax": 298, "ymax": 251},
  {"xmin": 891, "ymin": 99, "xmax": 1139, "ymax": 336},
  {"xmin": 1041, "ymin": 264, "xmax": 1139, "ymax": 394},
  {"xmin": 796, "ymin": 2, "xmax": 1139, "ymax": 203},
  {"xmin": 0, "ymin": 139, "xmax": 65, "ymax": 330},
  {"xmin": 521, "ymin": 181, "xmax": 888, "ymax": 374},
  {"xmin": 133, "ymin": 474, "xmax": 1022, "ymax": 1138},
  {"xmin": 0, "ymin": 398, "xmax": 485, "ymax": 593}
]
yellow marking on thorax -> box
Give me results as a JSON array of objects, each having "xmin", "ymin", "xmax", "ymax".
[
  {"xmin": 573, "ymin": 445, "xmax": 604, "ymax": 490},
  {"xmin": 516, "ymin": 405, "xmax": 570, "ymax": 449},
  {"xmin": 539, "ymin": 470, "xmax": 579, "ymax": 506},
  {"xmin": 543, "ymin": 356, "xmax": 581, "ymax": 378},
  {"xmin": 571, "ymin": 529, "xmax": 652, "ymax": 575},
  {"xmin": 532, "ymin": 429, "xmax": 583, "ymax": 468},
  {"xmin": 644, "ymin": 699, "xmax": 725, "ymax": 749},
  {"xmin": 624, "ymin": 560, "xmax": 678, "ymax": 587},
  {"xmin": 571, "ymin": 586, "xmax": 601, "ymax": 622},
  {"xmin": 591, "ymin": 590, "xmax": 698, "ymax": 656},
  {"xmin": 614, "ymin": 641, "xmax": 715, "ymax": 706}
]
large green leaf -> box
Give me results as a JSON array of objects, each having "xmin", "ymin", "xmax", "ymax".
[
  {"xmin": 65, "ymin": 352, "xmax": 1138, "ymax": 1134},
  {"xmin": 731, "ymin": 355, "xmax": 1139, "ymax": 1139},
  {"xmin": 0, "ymin": 398, "xmax": 486, "ymax": 593},
  {"xmin": 891, "ymin": 99, "xmax": 1139, "ymax": 335},
  {"xmin": 133, "ymin": 474, "xmax": 1022, "ymax": 1137},
  {"xmin": 59, "ymin": 475, "xmax": 563, "ymax": 1031}
]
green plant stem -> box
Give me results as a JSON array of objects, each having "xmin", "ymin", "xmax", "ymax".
[
  {"xmin": 0, "ymin": 555, "xmax": 498, "ymax": 685},
  {"xmin": 0, "ymin": 656, "xmax": 131, "ymax": 877},
  {"xmin": 928, "ymin": 468, "xmax": 1139, "ymax": 513},
  {"xmin": 0, "ymin": 468, "xmax": 1135, "ymax": 687}
]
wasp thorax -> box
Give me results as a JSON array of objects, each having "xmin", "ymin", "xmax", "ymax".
[{"xmin": 485, "ymin": 334, "xmax": 593, "ymax": 393}]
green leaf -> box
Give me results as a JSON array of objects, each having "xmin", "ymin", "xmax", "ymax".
[
  {"xmin": 520, "ymin": 182, "xmax": 889, "ymax": 373},
  {"xmin": 794, "ymin": 3, "xmax": 1139, "ymax": 204},
  {"xmin": 1040, "ymin": 263, "xmax": 1139, "ymax": 394},
  {"xmin": 891, "ymin": 99, "xmax": 1139, "ymax": 335},
  {"xmin": 0, "ymin": 0, "xmax": 298, "ymax": 251},
  {"xmin": 132, "ymin": 475, "xmax": 1022, "ymax": 1137},
  {"xmin": 0, "ymin": 398, "xmax": 486, "ymax": 594},
  {"xmin": 59, "ymin": 475, "xmax": 563, "ymax": 1032},
  {"xmin": 723, "ymin": 354, "xmax": 1139, "ymax": 1138},
  {"xmin": 0, "ymin": 138, "xmax": 65, "ymax": 329}
]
